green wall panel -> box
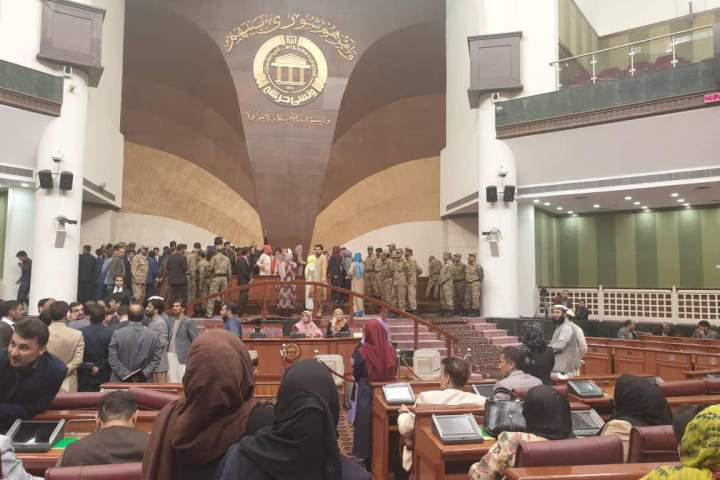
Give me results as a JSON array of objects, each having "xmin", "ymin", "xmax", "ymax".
[
  {"xmin": 558, "ymin": 216, "xmax": 579, "ymax": 285},
  {"xmin": 577, "ymin": 216, "xmax": 598, "ymax": 286},
  {"xmin": 678, "ymin": 209, "xmax": 704, "ymax": 288},
  {"xmin": 701, "ymin": 208, "xmax": 720, "ymax": 288},
  {"xmin": 615, "ymin": 214, "xmax": 637, "ymax": 288},
  {"xmin": 635, "ymin": 212, "xmax": 658, "ymax": 288},
  {"xmin": 595, "ymin": 215, "xmax": 616, "ymax": 287},
  {"xmin": 656, "ymin": 211, "xmax": 680, "ymax": 288}
]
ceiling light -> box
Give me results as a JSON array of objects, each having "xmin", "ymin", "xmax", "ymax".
[
  {"xmin": 593, "ymin": 204, "xmax": 600, "ymax": 208},
  {"xmin": 533, "ymin": 199, "xmax": 540, "ymax": 204},
  {"xmin": 677, "ymin": 198, "xmax": 685, "ymax": 203},
  {"xmin": 624, "ymin": 196, "xmax": 632, "ymax": 200},
  {"xmin": 642, "ymin": 206, "xmax": 649, "ymax": 210},
  {"xmin": 684, "ymin": 203, "xmax": 690, "ymax": 207},
  {"xmin": 544, "ymin": 202, "xmax": 551, "ymax": 206},
  {"xmin": 20, "ymin": 183, "xmax": 29, "ymax": 188},
  {"xmin": 572, "ymin": 214, "xmax": 578, "ymax": 217},
  {"xmin": 556, "ymin": 206, "xmax": 563, "ymax": 211},
  {"xmin": 670, "ymin": 193, "xmax": 679, "ymax": 197},
  {"xmin": 568, "ymin": 211, "xmax": 574, "ymax": 214},
  {"xmin": 633, "ymin": 201, "xmax": 641, "ymax": 205}
]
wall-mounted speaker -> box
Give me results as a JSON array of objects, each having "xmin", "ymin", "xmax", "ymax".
[
  {"xmin": 59, "ymin": 171, "xmax": 73, "ymax": 191},
  {"xmin": 503, "ymin": 185, "xmax": 516, "ymax": 202},
  {"xmin": 486, "ymin": 186, "xmax": 498, "ymax": 203},
  {"xmin": 38, "ymin": 170, "xmax": 53, "ymax": 189},
  {"xmin": 54, "ymin": 229, "xmax": 67, "ymax": 248}
]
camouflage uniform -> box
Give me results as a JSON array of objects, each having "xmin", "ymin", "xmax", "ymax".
[
  {"xmin": 425, "ymin": 256, "xmax": 442, "ymax": 300},
  {"xmin": 196, "ymin": 256, "xmax": 210, "ymax": 305},
  {"xmin": 452, "ymin": 254, "xmax": 467, "ymax": 314},
  {"xmin": 187, "ymin": 250, "xmax": 199, "ymax": 303},
  {"xmin": 381, "ymin": 253, "xmax": 394, "ymax": 306},
  {"xmin": 439, "ymin": 253, "xmax": 455, "ymax": 314},
  {"xmin": 391, "ymin": 250, "xmax": 408, "ymax": 311},
  {"xmin": 404, "ymin": 248, "xmax": 422, "ymax": 312},
  {"xmin": 364, "ymin": 248, "xmax": 376, "ymax": 297},
  {"xmin": 206, "ymin": 247, "xmax": 231, "ymax": 317},
  {"xmin": 464, "ymin": 254, "xmax": 484, "ymax": 316},
  {"xmin": 130, "ymin": 252, "xmax": 149, "ymax": 302},
  {"xmin": 372, "ymin": 249, "xmax": 384, "ymax": 299}
]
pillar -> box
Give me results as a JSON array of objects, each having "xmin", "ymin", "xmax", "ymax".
[{"xmin": 29, "ymin": 71, "xmax": 89, "ymax": 312}]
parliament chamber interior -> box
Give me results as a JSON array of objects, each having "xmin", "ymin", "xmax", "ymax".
[{"xmin": 0, "ymin": 0, "xmax": 720, "ymax": 479}]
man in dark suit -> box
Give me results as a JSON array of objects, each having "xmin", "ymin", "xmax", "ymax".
[
  {"xmin": 77, "ymin": 245, "xmax": 96, "ymax": 304},
  {"xmin": 166, "ymin": 245, "xmax": 189, "ymax": 303},
  {"xmin": 0, "ymin": 318, "xmax": 67, "ymax": 431},
  {"xmin": 106, "ymin": 275, "xmax": 132, "ymax": 306},
  {"xmin": 58, "ymin": 390, "xmax": 149, "ymax": 466},
  {"xmin": 237, "ymin": 247, "xmax": 253, "ymax": 314},
  {"xmin": 108, "ymin": 304, "xmax": 161, "ymax": 383},
  {"xmin": 78, "ymin": 304, "xmax": 113, "ymax": 392}
]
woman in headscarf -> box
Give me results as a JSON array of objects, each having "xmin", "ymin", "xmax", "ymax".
[
  {"xmin": 305, "ymin": 255, "xmax": 318, "ymax": 310},
  {"xmin": 328, "ymin": 246, "xmax": 345, "ymax": 304},
  {"xmin": 520, "ymin": 323, "xmax": 554, "ymax": 385},
  {"xmin": 294, "ymin": 244, "xmax": 305, "ymax": 276},
  {"xmin": 352, "ymin": 319, "xmax": 398, "ymax": 469},
  {"xmin": 469, "ymin": 385, "xmax": 573, "ymax": 480},
  {"xmin": 347, "ymin": 252, "xmax": 365, "ymax": 316},
  {"xmin": 143, "ymin": 331, "xmax": 272, "ymax": 480},
  {"xmin": 276, "ymin": 249, "xmax": 297, "ymax": 316},
  {"xmin": 293, "ymin": 310, "xmax": 324, "ymax": 338},
  {"xmin": 256, "ymin": 245, "xmax": 273, "ymax": 276},
  {"xmin": 327, "ymin": 308, "xmax": 350, "ymax": 337},
  {"xmin": 641, "ymin": 404, "xmax": 720, "ymax": 480},
  {"xmin": 600, "ymin": 374, "xmax": 673, "ymax": 461},
  {"xmin": 215, "ymin": 360, "xmax": 369, "ymax": 480}
]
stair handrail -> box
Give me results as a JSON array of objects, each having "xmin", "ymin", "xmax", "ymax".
[{"xmin": 188, "ymin": 278, "xmax": 459, "ymax": 356}]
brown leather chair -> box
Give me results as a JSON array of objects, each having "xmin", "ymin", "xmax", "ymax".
[
  {"xmin": 513, "ymin": 384, "xmax": 568, "ymax": 400},
  {"xmin": 514, "ymin": 436, "xmax": 624, "ymax": 468},
  {"xmin": 49, "ymin": 392, "xmax": 105, "ymax": 410},
  {"xmin": 45, "ymin": 463, "xmax": 142, "ymax": 480},
  {"xmin": 659, "ymin": 380, "xmax": 706, "ymax": 397},
  {"xmin": 628, "ymin": 425, "xmax": 679, "ymax": 464},
  {"xmin": 129, "ymin": 388, "xmax": 178, "ymax": 410}
]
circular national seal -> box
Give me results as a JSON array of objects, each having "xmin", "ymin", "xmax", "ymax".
[
  {"xmin": 253, "ymin": 34, "xmax": 328, "ymax": 107},
  {"xmin": 284, "ymin": 342, "xmax": 302, "ymax": 361}
]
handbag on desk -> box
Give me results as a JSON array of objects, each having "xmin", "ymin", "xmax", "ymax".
[{"xmin": 483, "ymin": 387, "xmax": 527, "ymax": 437}]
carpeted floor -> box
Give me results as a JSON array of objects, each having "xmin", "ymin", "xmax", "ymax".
[{"xmin": 338, "ymin": 407, "xmax": 354, "ymax": 456}]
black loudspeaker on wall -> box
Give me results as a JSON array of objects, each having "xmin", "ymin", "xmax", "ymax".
[
  {"xmin": 486, "ymin": 186, "xmax": 498, "ymax": 203},
  {"xmin": 38, "ymin": 170, "xmax": 53, "ymax": 189},
  {"xmin": 59, "ymin": 171, "xmax": 74, "ymax": 191},
  {"xmin": 503, "ymin": 185, "xmax": 516, "ymax": 202}
]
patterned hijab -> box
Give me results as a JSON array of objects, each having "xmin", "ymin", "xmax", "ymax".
[
  {"xmin": 522, "ymin": 323, "xmax": 547, "ymax": 353},
  {"xmin": 352, "ymin": 253, "xmax": 364, "ymax": 279},
  {"xmin": 642, "ymin": 404, "xmax": 720, "ymax": 480}
]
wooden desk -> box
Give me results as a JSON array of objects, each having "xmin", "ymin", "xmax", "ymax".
[
  {"xmin": 570, "ymin": 386, "xmax": 720, "ymax": 417},
  {"xmin": 101, "ymin": 383, "xmax": 184, "ymax": 395},
  {"xmin": 414, "ymin": 425, "xmax": 491, "ymax": 480},
  {"xmin": 33, "ymin": 410, "xmax": 158, "ymax": 433},
  {"xmin": 504, "ymin": 462, "xmax": 680, "ymax": 480},
  {"xmin": 19, "ymin": 432, "xmax": 92, "ymax": 476}
]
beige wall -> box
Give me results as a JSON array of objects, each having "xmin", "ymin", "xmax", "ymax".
[
  {"xmin": 122, "ymin": 142, "xmax": 263, "ymax": 245},
  {"xmin": 311, "ymin": 157, "xmax": 441, "ymax": 248}
]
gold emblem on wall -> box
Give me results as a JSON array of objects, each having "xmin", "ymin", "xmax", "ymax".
[
  {"xmin": 254, "ymin": 34, "xmax": 328, "ymax": 108},
  {"xmin": 284, "ymin": 343, "xmax": 302, "ymax": 361}
]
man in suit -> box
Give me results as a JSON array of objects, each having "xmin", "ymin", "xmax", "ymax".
[
  {"xmin": 78, "ymin": 245, "xmax": 96, "ymax": 304},
  {"xmin": 166, "ymin": 245, "xmax": 189, "ymax": 304},
  {"xmin": 492, "ymin": 346, "xmax": 542, "ymax": 400},
  {"xmin": 0, "ymin": 318, "xmax": 67, "ymax": 431},
  {"xmin": 145, "ymin": 299, "xmax": 169, "ymax": 383},
  {"xmin": 104, "ymin": 246, "xmax": 126, "ymax": 297},
  {"xmin": 78, "ymin": 304, "xmax": 113, "ymax": 392},
  {"xmin": 58, "ymin": 390, "xmax": 149, "ymax": 466},
  {"xmin": 67, "ymin": 302, "xmax": 90, "ymax": 330},
  {"xmin": 108, "ymin": 304, "xmax": 161, "ymax": 383},
  {"xmin": 106, "ymin": 275, "xmax": 132, "ymax": 306},
  {"xmin": 237, "ymin": 247, "xmax": 253, "ymax": 314},
  {"xmin": 166, "ymin": 301, "xmax": 198, "ymax": 383},
  {"xmin": 46, "ymin": 301, "xmax": 85, "ymax": 392},
  {"xmin": 0, "ymin": 301, "xmax": 24, "ymax": 349}
]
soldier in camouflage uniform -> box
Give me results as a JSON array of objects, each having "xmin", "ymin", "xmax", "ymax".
[
  {"xmin": 130, "ymin": 246, "xmax": 149, "ymax": 302},
  {"xmin": 196, "ymin": 250, "xmax": 210, "ymax": 312},
  {"xmin": 187, "ymin": 242, "xmax": 201, "ymax": 303},
  {"xmin": 425, "ymin": 255, "xmax": 442, "ymax": 300},
  {"xmin": 372, "ymin": 248, "xmax": 383, "ymax": 299},
  {"xmin": 452, "ymin": 254, "xmax": 467, "ymax": 315},
  {"xmin": 439, "ymin": 252, "xmax": 455, "ymax": 316},
  {"xmin": 404, "ymin": 248, "xmax": 422, "ymax": 313},
  {"xmin": 464, "ymin": 253, "xmax": 484, "ymax": 317},
  {"xmin": 206, "ymin": 245, "xmax": 231, "ymax": 318},
  {"xmin": 391, "ymin": 249, "xmax": 408, "ymax": 313},
  {"xmin": 364, "ymin": 246, "xmax": 376, "ymax": 298},
  {"xmin": 380, "ymin": 252, "xmax": 394, "ymax": 307}
]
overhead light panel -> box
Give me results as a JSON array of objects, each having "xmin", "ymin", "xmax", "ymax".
[
  {"xmin": 633, "ymin": 201, "xmax": 641, "ymax": 205},
  {"xmin": 670, "ymin": 193, "xmax": 679, "ymax": 197},
  {"xmin": 544, "ymin": 202, "xmax": 551, "ymax": 206},
  {"xmin": 593, "ymin": 204, "xmax": 600, "ymax": 208},
  {"xmin": 624, "ymin": 196, "xmax": 632, "ymax": 200}
]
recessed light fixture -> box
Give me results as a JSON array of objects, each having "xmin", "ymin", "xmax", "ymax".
[
  {"xmin": 556, "ymin": 206, "xmax": 563, "ymax": 211},
  {"xmin": 671, "ymin": 193, "xmax": 679, "ymax": 197},
  {"xmin": 684, "ymin": 203, "xmax": 691, "ymax": 207},
  {"xmin": 568, "ymin": 211, "xmax": 574, "ymax": 214},
  {"xmin": 20, "ymin": 183, "xmax": 29, "ymax": 188},
  {"xmin": 624, "ymin": 196, "xmax": 632, "ymax": 200},
  {"xmin": 572, "ymin": 214, "xmax": 578, "ymax": 217},
  {"xmin": 642, "ymin": 206, "xmax": 649, "ymax": 210},
  {"xmin": 677, "ymin": 198, "xmax": 685, "ymax": 203},
  {"xmin": 633, "ymin": 201, "xmax": 641, "ymax": 205},
  {"xmin": 544, "ymin": 202, "xmax": 551, "ymax": 206},
  {"xmin": 533, "ymin": 199, "xmax": 540, "ymax": 204},
  {"xmin": 593, "ymin": 204, "xmax": 600, "ymax": 208}
]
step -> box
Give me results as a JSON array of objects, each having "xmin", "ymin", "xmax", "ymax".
[
  {"xmin": 392, "ymin": 333, "xmax": 439, "ymax": 342},
  {"xmin": 470, "ymin": 322, "xmax": 496, "ymax": 331},
  {"xmin": 489, "ymin": 336, "xmax": 521, "ymax": 345},
  {"xmin": 479, "ymin": 329, "xmax": 507, "ymax": 338}
]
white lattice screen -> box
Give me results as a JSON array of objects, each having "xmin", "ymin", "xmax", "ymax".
[{"xmin": 678, "ymin": 290, "xmax": 720, "ymax": 322}]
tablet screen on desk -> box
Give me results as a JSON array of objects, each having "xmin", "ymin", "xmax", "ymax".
[
  {"xmin": 472, "ymin": 383, "xmax": 495, "ymax": 398},
  {"xmin": 13, "ymin": 422, "xmax": 57, "ymax": 444},
  {"xmin": 383, "ymin": 383, "xmax": 415, "ymax": 404},
  {"xmin": 432, "ymin": 414, "xmax": 483, "ymax": 444},
  {"xmin": 568, "ymin": 380, "xmax": 604, "ymax": 398}
]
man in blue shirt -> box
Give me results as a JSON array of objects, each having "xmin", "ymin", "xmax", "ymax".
[{"xmin": 221, "ymin": 303, "xmax": 243, "ymax": 337}]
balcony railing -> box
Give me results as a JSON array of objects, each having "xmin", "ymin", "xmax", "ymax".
[
  {"xmin": 550, "ymin": 25, "xmax": 714, "ymax": 89},
  {"xmin": 540, "ymin": 286, "xmax": 720, "ymax": 324}
]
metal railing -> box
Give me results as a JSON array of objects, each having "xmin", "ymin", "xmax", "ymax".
[
  {"xmin": 189, "ymin": 279, "xmax": 459, "ymax": 355},
  {"xmin": 550, "ymin": 25, "xmax": 714, "ymax": 89}
]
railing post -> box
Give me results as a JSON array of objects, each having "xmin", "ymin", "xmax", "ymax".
[
  {"xmin": 413, "ymin": 320, "xmax": 419, "ymax": 351},
  {"xmin": 629, "ymin": 47, "xmax": 636, "ymax": 76},
  {"xmin": 670, "ymin": 34, "xmax": 678, "ymax": 67},
  {"xmin": 590, "ymin": 54, "xmax": 597, "ymax": 83},
  {"xmin": 598, "ymin": 285, "xmax": 605, "ymax": 320},
  {"xmin": 672, "ymin": 285, "xmax": 679, "ymax": 323}
]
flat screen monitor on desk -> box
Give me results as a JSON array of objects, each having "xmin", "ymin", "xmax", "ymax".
[
  {"xmin": 567, "ymin": 380, "xmax": 604, "ymax": 398},
  {"xmin": 431, "ymin": 414, "xmax": 484, "ymax": 444},
  {"xmin": 7, "ymin": 419, "xmax": 65, "ymax": 453},
  {"xmin": 383, "ymin": 383, "xmax": 415, "ymax": 405},
  {"xmin": 571, "ymin": 409, "xmax": 605, "ymax": 437},
  {"xmin": 472, "ymin": 383, "xmax": 495, "ymax": 398}
]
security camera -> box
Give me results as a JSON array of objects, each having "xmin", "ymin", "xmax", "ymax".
[
  {"xmin": 63, "ymin": 66, "xmax": 72, "ymax": 78},
  {"xmin": 498, "ymin": 167, "xmax": 509, "ymax": 178},
  {"xmin": 56, "ymin": 216, "xmax": 78, "ymax": 226}
]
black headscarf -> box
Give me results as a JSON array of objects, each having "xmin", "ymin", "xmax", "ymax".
[
  {"xmin": 237, "ymin": 360, "xmax": 342, "ymax": 480},
  {"xmin": 523, "ymin": 385, "xmax": 573, "ymax": 440},
  {"xmin": 612, "ymin": 374, "xmax": 673, "ymax": 427},
  {"xmin": 522, "ymin": 323, "xmax": 547, "ymax": 353}
]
